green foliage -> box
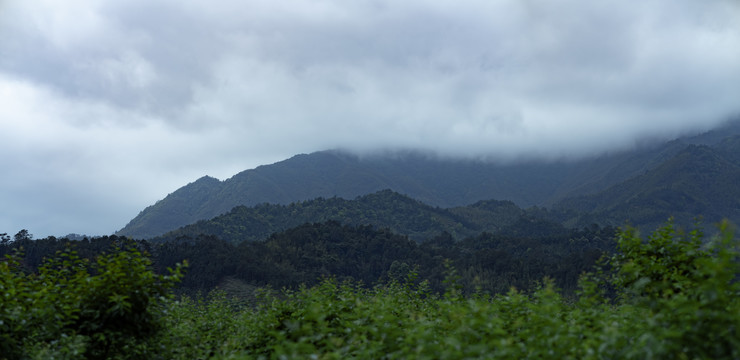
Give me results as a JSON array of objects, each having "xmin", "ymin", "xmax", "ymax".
[
  {"xmin": 155, "ymin": 219, "xmax": 740, "ymax": 359},
  {"xmin": 600, "ymin": 220, "xmax": 740, "ymax": 358},
  {"xmin": 6, "ymin": 219, "xmax": 740, "ymax": 358},
  {"xmin": 0, "ymin": 248, "xmax": 88, "ymax": 359},
  {"xmin": 161, "ymin": 291, "xmax": 243, "ymax": 359},
  {"xmin": 77, "ymin": 247, "xmax": 186, "ymax": 359},
  {"xmin": 610, "ymin": 220, "xmax": 706, "ymax": 302},
  {"xmin": 0, "ymin": 244, "xmax": 185, "ymax": 360}
]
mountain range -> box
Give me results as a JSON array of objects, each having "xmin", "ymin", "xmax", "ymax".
[
  {"xmin": 556, "ymin": 141, "xmax": 740, "ymax": 230},
  {"xmin": 118, "ymin": 120, "xmax": 740, "ymax": 239},
  {"xmin": 149, "ymin": 190, "xmax": 549, "ymax": 244}
]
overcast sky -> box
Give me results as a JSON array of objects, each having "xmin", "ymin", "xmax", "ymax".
[{"xmin": 1, "ymin": 0, "xmax": 739, "ymax": 237}]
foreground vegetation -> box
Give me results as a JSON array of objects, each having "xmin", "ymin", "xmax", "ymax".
[{"xmin": 2, "ymin": 221, "xmax": 739, "ymax": 359}]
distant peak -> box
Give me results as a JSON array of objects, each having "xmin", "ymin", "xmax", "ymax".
[
  {"xmin": 195, "ymin": 175, "xmax": 221, "ymax": 183},
  {"xmin": 358, "ymin": 189, "xmax": 420, "ymax": 203}
]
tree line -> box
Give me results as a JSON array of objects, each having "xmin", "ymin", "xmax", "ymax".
[{"xmin": 1, "ymin": 220, "xmax": 615, "ymax": 297}]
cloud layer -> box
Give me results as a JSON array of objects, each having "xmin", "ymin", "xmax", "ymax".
[{"xmin": 1, "ymin": 0, "xmax": 739, "ymax": 236}]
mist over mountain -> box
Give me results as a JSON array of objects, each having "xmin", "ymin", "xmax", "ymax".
[
  {"xmin": 117, "ymin": 121, "xmax": 740, "ymax": 239},
  {"xmin": 555, "ymin": 142, "xmax": 740, "ymax": 230}
]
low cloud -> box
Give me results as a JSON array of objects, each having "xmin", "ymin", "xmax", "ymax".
[{"xmin": 1, "ymin": 0, "xmax": 739, "ymax": 236}]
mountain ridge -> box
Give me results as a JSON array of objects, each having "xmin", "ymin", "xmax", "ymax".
[
  {"xmin": 151, "ymin": 190, "xmax": 466, "ymax": 243},
  {"xmin": 554, "ymin": 143, "xmax": 740, "ymax": 230},
  {"xmin": 117, "ymin": 120, "xmax": 740, "ymax": 239}
]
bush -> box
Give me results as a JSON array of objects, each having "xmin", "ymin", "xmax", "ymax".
[
  {"xmin": 601, "ymin": 220, "xmax": 740, "ymax": 358},
  {"xmin": 0, "ymin": 244, "xmax": 185, "ymax": 360}
]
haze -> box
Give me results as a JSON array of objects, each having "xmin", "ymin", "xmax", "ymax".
[{"xmin": 1, "ymin": 0, "xmax": 739, "ymax": 237}]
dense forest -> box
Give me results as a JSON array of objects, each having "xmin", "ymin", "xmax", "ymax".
[
  {"xmin": 1, "ymin": 217, "xmax": 614, "ymax": 297},
  {"xmin": 2, "ymin": 220, "xmax": 739, "ymax": 359},
  {"xmin": 151, "ymin": 190, "xmax": 548, "ymax": 244}
]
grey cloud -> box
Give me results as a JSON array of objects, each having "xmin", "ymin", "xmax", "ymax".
[{"xmin": 1, "ymin": 0, "xmax": 739, "ymax": 236}]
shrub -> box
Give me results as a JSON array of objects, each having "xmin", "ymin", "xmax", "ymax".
[
  {"xmin": 603, "ymin": 220, "xmax": 740, "ymax": 358},
  {"xmin": 0, "ymin": 244, "xmax": 184, "ymax": 360}
]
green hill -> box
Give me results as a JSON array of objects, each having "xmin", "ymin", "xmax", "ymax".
[{"xmin": 152, "ymin": 190, "xmax": 530, "ymax": 243}]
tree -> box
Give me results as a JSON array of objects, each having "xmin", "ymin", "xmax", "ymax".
[
  {"xmin": 581, "ymin": 220, "xmax": 740, "ymax": 358},
  {"xmin": 13, "ymin": 229, "xmax": 31, "ymax": 242},
  {"xmin": 0, "ymin": 244, "xmax": 186, "ymax": 359}
]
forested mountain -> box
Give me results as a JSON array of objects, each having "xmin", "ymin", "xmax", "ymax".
[
  {"xmin": 555, "ymin": 144, "xmax": 740, "ymax": 230},
  {"xmin": 118, "ymin": 120, "xmax": 740, "ymax": 239},
  {"xmin": 152, "ymin": 190, "xmax": 532, "ymax": 243},
  {"xmin": 119, "ymin": 152, "xmax": 575, "ymax": 238},
  {"xmin": 2, "ymin": 220, "xmax": 615, "ymax": 298}
]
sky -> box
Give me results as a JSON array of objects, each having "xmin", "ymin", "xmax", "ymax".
[{"xmin": 1, "ymin": 0, "xmax": 739, "ymax": 237}]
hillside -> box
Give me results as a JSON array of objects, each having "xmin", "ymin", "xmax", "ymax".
[
  {"xmin": 118, "ymin": 121, "xmax": 740, "ymax": 239},
  {"xmin": 151, "ymin": 190, "xmax": 531, "ymax": 243},
  {"xmin": 118, "ymin": 175, "xmax": 224, "ymax": 238},
  {"xmin": 555, "ymin": 144, "xmax": 740, "ymax": 230},
  {"xmin": 119, "ymin": 151, "xmax": 574, "ymax": 238}
]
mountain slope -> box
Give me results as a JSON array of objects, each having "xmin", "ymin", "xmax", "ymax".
[
  {"xmin": 119, "ymin": 176, "xmax": 223, "ymax": 238},
  {"xmin": 120, "ymin": 151, "xmax": 576, "ymax": 238},
  {"xmin": 555, "ymin": 144, "xmax": 740, "ymax": 230},
  {"xmin": 115, "ymin": 149, "xmax": 673, "ymax": 239},
  {"xmin": 118, "ymin": 121, "xmax": 740, "ymax": 239},
  {"xmin": 151, "ymin": 190, "xmax": 529, "ymax": 243}
]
